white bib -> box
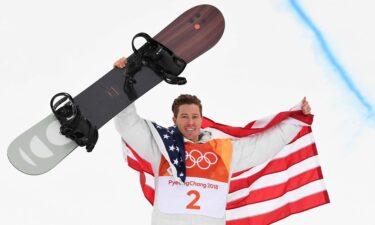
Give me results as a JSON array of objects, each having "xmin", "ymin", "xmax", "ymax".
[
  {"xmin": 157, "ymin": 176, "xmax": 228, "ymax": 218},
  {"xmin": 156, "ymin": 139, "xmax": 233, "ymax": 218}
]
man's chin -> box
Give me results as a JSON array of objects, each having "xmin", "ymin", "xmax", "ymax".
[{"xmin": 184, "ymin": 134, "xmax": 198, "ymax": 142}]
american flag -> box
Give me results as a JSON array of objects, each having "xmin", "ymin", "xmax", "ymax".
[
  {"xmin": 151, "ymin": 122, "xmax": 186, "ymax": 182},
  {"xmin": 122, "ymin": 109, "xmax": 329, "ymax": 224}
]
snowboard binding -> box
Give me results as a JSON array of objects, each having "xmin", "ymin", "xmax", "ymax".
[
  {"xmin": 124, "ymin": 32, "xmax": 187, "ymax": 98},
  {"xmin": 50, "ymin": 92, "xmax": 98, "ymax": 152}
]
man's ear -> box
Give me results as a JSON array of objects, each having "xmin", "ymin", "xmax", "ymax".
[{"xmin": 172, "ymin": 117, "xmax": 177, "ymax": 125}]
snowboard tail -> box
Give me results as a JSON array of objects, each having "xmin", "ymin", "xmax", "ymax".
[{"xmin": 7, "ymin": 4, "xmax": 225, "ymax": 175}]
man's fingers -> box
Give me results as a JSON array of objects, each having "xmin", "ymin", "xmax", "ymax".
[
  {"xmin": 114, "ymin": 57, "xmax": 128, "ymax": 68},
  {"xmin": 302, "ymin": 104, "xmax": 311, "ymax": 115},
  {"xmin": 300, "ymin": 96, "xmax": 311, "ymax": 115}
]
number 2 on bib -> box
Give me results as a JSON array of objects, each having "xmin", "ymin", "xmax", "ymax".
[{"xmin": 186, "ymin": 190, "xmax": 201, "ymax": 210}]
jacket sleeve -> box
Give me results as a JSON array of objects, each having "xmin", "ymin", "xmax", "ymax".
[
  {"xmin": 231, "ymin": 122, "xmax": 302, "ymax": 173},
  {"xmin": 114, "ymin": 103, "xmax": 161, "ymax": 165}
]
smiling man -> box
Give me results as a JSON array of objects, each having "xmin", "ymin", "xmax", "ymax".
[
  {"xmin": 114, "ymin": 58, "xmax": 313, "ymax": 225},
  {"xmin": 171, "ymin": 95, "xmax": 203, "ymax": 143}
]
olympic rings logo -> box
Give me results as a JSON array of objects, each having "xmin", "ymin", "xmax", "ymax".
[{"xmin": 185, "ymin": 149, "xmax": 218, "ymax": 170}]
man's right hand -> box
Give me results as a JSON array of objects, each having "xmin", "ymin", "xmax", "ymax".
[{"xmin": 113, "ymin": 57, "xmax": 128, "ymax": 68}]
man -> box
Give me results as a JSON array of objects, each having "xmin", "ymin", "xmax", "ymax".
[{"xmin": 114, "ymin": 58, "xmax": 312, "ymax": 225}]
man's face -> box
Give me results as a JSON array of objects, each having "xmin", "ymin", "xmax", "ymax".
[{"xmin": 173, "ymin": 104, "xmax": 202, "ymax": 143}]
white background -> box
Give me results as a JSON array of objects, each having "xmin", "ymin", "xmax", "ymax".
[{"xmin": 1, "ymin": 0, "xmax": 375, "ymax": 224}]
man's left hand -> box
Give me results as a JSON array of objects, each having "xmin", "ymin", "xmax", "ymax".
[{"xmin": 302, "ymin": 97, "xmax": 312, "ymax": 115}]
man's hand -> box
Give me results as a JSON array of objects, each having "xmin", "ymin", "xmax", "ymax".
[
  {"xmin": 302, "ymin": 97, "xmax": 312, "ymax": 115},
  {"xmin": 113, "ymin": 57, "xmax": 128, "ymax": 68}
]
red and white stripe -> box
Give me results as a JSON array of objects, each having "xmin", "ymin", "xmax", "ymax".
[
  {"xmin": 225, "ymin": 129, "xmax": 328, "ymax": 224},
  {"xmin": 202, "ymin": 110, "xmax": 329, "ymax": 225},
  {"xmin": 123, "ymin": 142, "xmax": 155, "ymax": 204},
  {"xmin": 122, "ymin": 109, "xmax": 329, "ymax": 225}
]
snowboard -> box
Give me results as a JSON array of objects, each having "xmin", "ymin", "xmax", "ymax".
[{"xmin": 7, "ymin": 4, "xmax": 225, "ymax": 175}]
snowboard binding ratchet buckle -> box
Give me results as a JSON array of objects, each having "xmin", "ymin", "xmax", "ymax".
[
  {"xmin": 50, "ymin": 92, "xmax": 98, "ymax": 152},
  {"xmin": 123, "ymin": 32, "xmax": 187, "ymax": 97}
]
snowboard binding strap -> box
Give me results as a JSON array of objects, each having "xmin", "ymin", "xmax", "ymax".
[
  {"xmin": 124, "ymin": 33, "xmax": 187, "ymax": 97},
  {"xmin": 50, "ymin": 93, "xmax": 98, "ymax": 152}
]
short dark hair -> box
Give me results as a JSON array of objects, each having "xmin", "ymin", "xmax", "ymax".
[{"xmin": 172, "ymin": 94, "xmax": 202, "ymax": 117}]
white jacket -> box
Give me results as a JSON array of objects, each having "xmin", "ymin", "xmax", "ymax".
[{"xmin": 114, "ymin": 104, "xmax": 302, "ymax": 225}]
